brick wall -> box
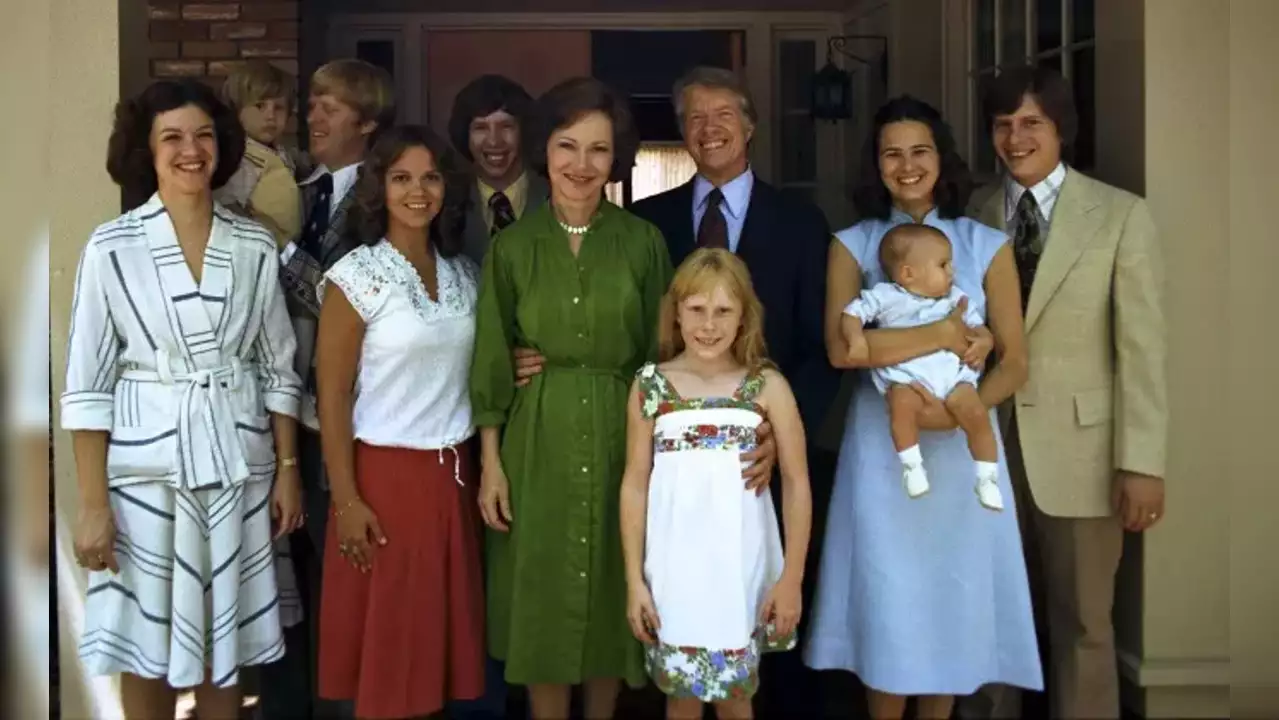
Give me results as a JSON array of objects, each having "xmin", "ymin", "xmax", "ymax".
[{"xmin": 147, "ymin": 1, "xmax": 300, "ymax": 89}]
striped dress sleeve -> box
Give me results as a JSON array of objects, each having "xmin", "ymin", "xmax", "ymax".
[
  {"xmin": 61, "ymin": 237, "xmax": 120, "ymax": 431},
  {"xmin": 251, "ymin": 244, "xmax": 303, "ymax": 419}
]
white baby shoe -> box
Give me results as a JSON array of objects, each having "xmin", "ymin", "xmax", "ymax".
[
  {"xmin": 903, "ymin": 461, "xmax": 931, "ymax": 498},
  {"xmin": 975, "ymin": 474, "xmax": 1004, "ymax": 511}
]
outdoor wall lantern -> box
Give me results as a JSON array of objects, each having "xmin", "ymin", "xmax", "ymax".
[{"xmin": 811, "ymin": 35, "xmax": 888, "ymax": 122}]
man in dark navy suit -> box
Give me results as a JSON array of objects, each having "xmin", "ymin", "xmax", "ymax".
[
  {"xmin": 629, "ymin": 65, "xmax": 841, "ymax": 719},
  {"xmin": 630, "ymin": 66, "xmax": 837, "ymax": 446}
]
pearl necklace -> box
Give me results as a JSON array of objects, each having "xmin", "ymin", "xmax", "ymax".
[
  {"xmin": 558, "ymin": 219, "xmax": 592, "ymax": 235},
  {"xmin": 554, "ymin": 206, "xmax": 599, "ymax": 235}
]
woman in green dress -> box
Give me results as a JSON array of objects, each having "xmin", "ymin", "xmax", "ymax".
[{"xmin": 469, "ymin": 77, "xmax": 673, "ymax": 719}]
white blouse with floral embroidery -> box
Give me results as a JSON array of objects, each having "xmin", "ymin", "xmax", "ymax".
[{"xmin": 322, "ymin": 239, "xmax": 479, "ymax": 452}]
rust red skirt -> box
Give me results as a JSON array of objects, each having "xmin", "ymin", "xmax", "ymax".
[{"xmin": 318, "ymin": 441, "xmax": 485, "ymax": 719}]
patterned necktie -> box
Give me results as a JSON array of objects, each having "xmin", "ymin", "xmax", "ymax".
[
  {"xmin": 697, "ymin": 188, "xmax": 729, "ymax": 249},
  {"xmin": 490, "ymin": 192, "xmax": 516, "ymax": 235},
  {"xmin": 1012, "ymin": 190, "xmax": 1042, "ymax": 313},
  {"xmin": 302, "ymin": 172, "xmax": 333, "ymax": 257}
]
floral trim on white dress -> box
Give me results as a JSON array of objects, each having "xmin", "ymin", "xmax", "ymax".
[{"xmin": 635, "ymin": 362, "xmax": 797, "ymax": 702}]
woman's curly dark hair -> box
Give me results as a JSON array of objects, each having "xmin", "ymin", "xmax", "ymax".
[
  {"xmin": 851, "ymin": 95, "xmax": 974, "ymax": 220},
  {"xmin": 106, "ymin": 79, "xmax": 245, "ymax": 211},
  {"xmin": 344, "ymin": 125, "xmax": 470, "ymax": 258},
  {"xmin": 526, "ymin": 77, "xmax": 639, "ymax": 183}
]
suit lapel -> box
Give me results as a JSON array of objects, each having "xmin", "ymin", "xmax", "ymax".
[
  {"xmin": 319, "ymin": 189, "xmax": 356, "ymax": 265},
  {"xmin": 737, "ymin": 181, "xmax": 775, "ymax": 258},
  {"xmin": 668, "ymin": 180, "xmax": 698, "ymax": 263},
  {"xmin": 1024, "ymin": 173, "xmax": 1104, "ymax": 330}
]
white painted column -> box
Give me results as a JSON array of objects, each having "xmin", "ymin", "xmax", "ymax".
[{"xmin": 45, "ymin": 0, "xmax": 125, "ymax": 717}]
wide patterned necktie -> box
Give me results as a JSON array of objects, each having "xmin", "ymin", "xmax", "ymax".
[
  {"xmin": 301, "ymin": 172, "xmax": 333, "ymax": 258},
  {"xmin": 1012, "ymin": 191, "xmax": 1042, "ymax": 313},
  {"xmin": 697, "ymin": 188, "xmax": 729, "ymax": 249},
  {"xmin": 490, "ymin": 192, "xmax": 516, "ymax": 235}
]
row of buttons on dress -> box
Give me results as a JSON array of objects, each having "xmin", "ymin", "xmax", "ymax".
[{"xmin": 576, "ymin": 261, "xmax": 589, "ymax": 579}]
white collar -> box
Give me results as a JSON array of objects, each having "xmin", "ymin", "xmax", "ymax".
[{"xmin": 1004, "ymin": 162, "xmax": 1067, "ymax": 224}]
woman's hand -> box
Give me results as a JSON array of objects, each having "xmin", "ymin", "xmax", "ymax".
[
  {"xmin": 335, "ymin": 498, "xmax": 386, "ymax": 573},
  {"xmin": 626, "ymin": 580, "xmax": 662, "ymax": 645},
  {"xmin": 939, "ymin": 297, "xmax": 972, "ymax": 356},
  {"xmin": 271, "ymin": 465, "xmax": 305, "ymax": 541},
  {"xmin": 846, "ymin": 332, "xmax": 871, "ymax": 365},
  {"xmin": 742, "ymin": 421, "xmax": 777, "ymax": 496},
  {"xmin": 479, "ymin": 459, "xmax": 514, "ymax": 532},
  {"xmin": 760, "ymin": 576, "xmax": 803, "ymax": 640},
  {"xmin": 73, "ymin": 503, "xmax": 118, "ymax": 574},
  {"xmin": 963, "ymin": 325, "xmax": 995, "ymax": 370},
  {"xmin": 909, "ymin": 382, "xmax": 960, "ymax": 431},
  {"xmin": 512, "ymin": 347, "xmax": 545, "ymax": 388}
]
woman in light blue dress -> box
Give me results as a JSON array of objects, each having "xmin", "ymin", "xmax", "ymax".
[{"xmin": 803, "ymin": 96, "xmax": 1043, "ymax": 718}]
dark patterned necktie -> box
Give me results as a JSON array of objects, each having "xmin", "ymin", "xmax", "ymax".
[
  {"xmin": 1013, "ymin": 191, "xmax": 1042, "ymax": 313},
  {"xmin": 490, "ymin": 192, "xmax": 516, "ymax": 235},
  {"xmin": 301, "ymin": 172, "xmax": 333, "ymax": 257},
  {"xmin": 697, "ymin": 188, "xmax": 729, "ymax": 249}
]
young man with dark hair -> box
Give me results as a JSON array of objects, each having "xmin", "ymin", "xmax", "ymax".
[
  {"xmin": 967, "ymin": 65, "xmax": 1167, "ymax": 720},
  {"xmin": 447, "ymin": 74, "xmax": 548, "ymax": 263}
]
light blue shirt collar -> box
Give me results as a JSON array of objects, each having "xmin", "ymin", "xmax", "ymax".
[{"xmin": 693, "ymin": 167, "xmax": 754, "ymax": 220}]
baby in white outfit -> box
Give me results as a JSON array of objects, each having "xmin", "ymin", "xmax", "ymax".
[{"xmin": 842, "ymin": 224, "xmax": 1003, "ymax": 511}]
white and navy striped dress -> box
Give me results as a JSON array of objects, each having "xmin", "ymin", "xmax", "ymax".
[{"xmin": 60, "ymin": 193, "xmax": 303, "ymax": 689}]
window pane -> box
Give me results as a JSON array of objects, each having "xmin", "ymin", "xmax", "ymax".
[
  {"xmin": 972, "ymin": 73, "xmax": 996, "ymax": 174},
  {"xmin": 780, "ymin": 114, "xmax": 816, "ymax": 183},
  {"xmin": 779, "ymin": 40, "xmax": 816, "ymax": 111},
  {"xmin": 975, "ymin": 0, "xmax": 996, "ymax": 69},
  {"xmin": 630, "ymin": 145, "xmax": 698, "ymax": 203},
  {"xmin": 355, "ymin": 40, "xmax": 394, "ymax": 79},
  {"xmin": 1038, "ymin": 52, "xmax": 1062, "ymax": 74},
  {"xmin": 1036, "ymin": 0, "xmax": 1063, "ymax": 52},
  {"xmin": 1001, "ymin": 0, "xmax": 1027, "ymax": 64},
  {"xmin": 1071, "ymin": 46, "xmax": 1095, "ymax": 170},
  {"xmin": 1072, "ymin": 0, "xmax": 1095, "ymax": 42}
]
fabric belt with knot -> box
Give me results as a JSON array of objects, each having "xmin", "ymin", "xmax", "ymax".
[{"xmin": 120, "ymin": 348, "xmax": 252, "ymax": 490}]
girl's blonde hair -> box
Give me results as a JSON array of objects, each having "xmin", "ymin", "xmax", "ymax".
[{"xmin": 658, "ymin": 248, "xmax": 770, "ymax": 369}]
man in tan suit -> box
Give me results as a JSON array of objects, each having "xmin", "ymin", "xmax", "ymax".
[{"xmin": 968, "ymin": 66, "xmax": 1168, "ymax": 719}]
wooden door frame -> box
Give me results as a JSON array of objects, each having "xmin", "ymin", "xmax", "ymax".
[{"xmin": 327, "ymin": 10, "xmax": 845, "ymax": 184}]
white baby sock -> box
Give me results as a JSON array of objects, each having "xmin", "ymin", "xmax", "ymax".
[
  {"xmin": 899, "ymin": 445, "xmax": 930, "ymax": 498},
  {"xmin": 975, "ymin": 461, "xmax": 1004, "ymax": 511}
]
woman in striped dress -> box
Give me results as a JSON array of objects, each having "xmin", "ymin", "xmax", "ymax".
[{"xmin": 61, "ymin": 79, "xmax": 305, "ymax": 719}]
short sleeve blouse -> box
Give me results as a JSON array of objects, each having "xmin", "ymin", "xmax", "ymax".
[{"xmin": 323, "ymin": 240, "xmax": 480, "ymax": 450}]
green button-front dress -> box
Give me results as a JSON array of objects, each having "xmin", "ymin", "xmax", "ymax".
[{"xmin": 470, "ymin": 200, "xmax": 673, "ymax": 687}]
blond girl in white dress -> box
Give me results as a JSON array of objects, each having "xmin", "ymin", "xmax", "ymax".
[{"xmin": 620, "ymin": 248, "xmax": 812, "ymax": 720}]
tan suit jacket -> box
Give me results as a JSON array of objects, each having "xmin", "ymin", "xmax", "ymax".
[{"xmin": 975, "ymin": 170, "xmax": 1168, "ymax": 518}]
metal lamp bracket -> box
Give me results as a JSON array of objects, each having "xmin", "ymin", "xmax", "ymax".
[{"xmin": 827, "ymin": 35, "xmax": 889, "ymax": 87}]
